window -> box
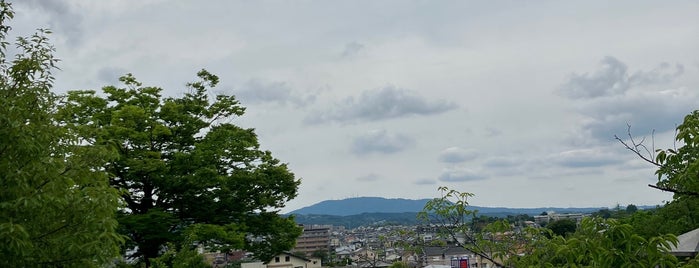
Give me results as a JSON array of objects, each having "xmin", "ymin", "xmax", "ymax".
[
  {"xmin": 285, "ymin": 256, "xmax": 290, "ymax": 262},
  {"xmin": 275, "ymin": 257, "xmax": 280, "ymax": 263}
]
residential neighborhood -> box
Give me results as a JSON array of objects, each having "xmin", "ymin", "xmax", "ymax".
[{"xmin": 203, "ymin": 212, "xmax": 592, "ymax": 268}]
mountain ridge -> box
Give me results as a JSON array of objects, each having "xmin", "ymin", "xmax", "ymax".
[{"xmin": 289, "ymin": 197, "xmax": 656, "ymax": 216}]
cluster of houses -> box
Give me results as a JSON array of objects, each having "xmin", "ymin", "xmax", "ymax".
[
  {"xmin": 211, "ymin": 223, "xmax": 503, "ymax": 268},
  {"xmin": 206, "ymin": 213, "xmax": 699, "ymax": 268}
]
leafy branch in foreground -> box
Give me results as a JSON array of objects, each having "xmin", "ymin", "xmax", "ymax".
[
  {"xmin": 615, "ymin": 113, "xmax": 699, "ymax": 197},
  {"xmin": 0, "ymin": 1, "xmax": 122, "ymax": 266}
]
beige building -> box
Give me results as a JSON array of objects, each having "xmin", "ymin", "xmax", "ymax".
[
  {"xmin": 242, "ymin": 252, "xmax": 321, "ymax": 268},
  {"xmin": 293, "ymin": 225, "xmax": 331, "ymax": 256},
  {"xmin": 533, "ymin": 212, "xmax": 586, "ymax": 225}
]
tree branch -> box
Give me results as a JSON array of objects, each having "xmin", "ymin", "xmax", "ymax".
[
  {"xmin": 614, "ymin": 124, "xmax": 660, "ymax": 167},
  {"xmin": 32, "ymin": 223, "xmax": 72, "ymax": 241},
  {"xmin": 647, "ymin": 184, "xmax": 699, "ymax": 196}
]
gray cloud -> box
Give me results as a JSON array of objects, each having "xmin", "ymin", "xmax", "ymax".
[
  {"xmin": 559, "ymin": 57, "xmax": 695, "ymax": 142},
  {"xmin": 438, "ymin": 147, "xmax": 479, "ymax": 163},
  {"xmin": 629, "ymin": 62, "xmax": 684, "ymax": 86},
  {"xmin": 305, "ymin": 86, "xmax": 457, "ymax": 124},
  {"xmin": 438, "ymin": 167, "xmax": 488, "ymax": 182},
  {"xmin": 558, "ymin": 57, "xmax": 685, "ymax": 100},
  {"xmin": 558, "ymin": 56, "xmax": 630, "ymax": 99},
  {"xmin": 414, "ymin": 178, "xmax": 437, "ymax": 185},
  {"xmin": 342, "ymin": 41, "xmax": 365, "ymax": 57},
  {"xmin": 97, "ymin": 66, "xmax": 128, "ymax": 85},
  {"xmin": 481, "ymin": 156, "xmax": 533, "ymax": 177},
  {"xmin": 483, "ymin": 156, "xmax": 522, "ymax": 168},
  {"xmin": 356, "ymin": 173, "xmax": 380, "ymax": 182},
  {"xmin": 351, "ymin": 129, "xmax": 415, "ymax": 155},
  {"xmin": 234, "ymin": 79, "xmax": 315, "ymax": 107},
  {"xmin": 484, "ymin": 127, "xmax": 502, "ymax": 138},
  {"xmin": 17, "ymin": 0, "xmax": 83, "ymax": 46},
  {"xmin": 550, "ymin": 148, "xmax": 623, "ymax": 168},
  {"xmin": 578, "ymin": 88, "xmax": 698, "ymax": 141}
]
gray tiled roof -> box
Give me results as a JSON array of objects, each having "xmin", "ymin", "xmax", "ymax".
[{"xmin": 671, "ymin": 227, "xmax": 699, "ymax": 256}]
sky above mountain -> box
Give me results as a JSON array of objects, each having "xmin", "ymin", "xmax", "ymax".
[{"xmin": 11, "ymin": 1, "xmax": 699, "ymax": 213}]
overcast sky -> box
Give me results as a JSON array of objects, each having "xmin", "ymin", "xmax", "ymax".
[{"xmin": 12, "ymin": 1, "xmax": 699, "ymax": 212}]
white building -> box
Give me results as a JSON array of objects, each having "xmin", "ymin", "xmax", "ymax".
[{"xmin": 242, "ymin": 252, "xmax": 321, "ymax": 268}]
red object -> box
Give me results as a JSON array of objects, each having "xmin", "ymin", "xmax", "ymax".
[
  {"xmin": 459, "ymin": 258, "xmax": 469, "ymax": 268},
  {"xmin": 451, "ymin": 257, "xmax": 470, "ymax": 268}
]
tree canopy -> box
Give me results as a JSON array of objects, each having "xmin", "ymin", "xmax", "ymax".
[
  {"xmin": 57, "ymin": 70, "xmax": 302, "ymax": 265},
  {"xmin": 546, "ymin": 219, "xmax": 577, "ymax": 237},
  {"xmin": 0, "ymin": 1, "xmax": 122, "ymax": 266},
  {"xmin": 513, "ymin": 217, "xmax": 679, "ymax": 267}
]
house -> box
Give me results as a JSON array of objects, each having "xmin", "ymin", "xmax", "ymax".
[
  {"xmin": 421, "ymin": 246, "xmax": 498, "ymax": 268},
  {"xmin": 670, "ymin": 227, "xmax": 699, "ymax": 258},
  {"xmin": 335, "ymin": 245, "xmax": 356, "ymax": 260},
  {"xmin": 241, "ymin": 252, "xmax": 321, "ymax": 268},
  {"xmin": 352, "ymin": 248, "xmax": 377, "ymax": 263}
]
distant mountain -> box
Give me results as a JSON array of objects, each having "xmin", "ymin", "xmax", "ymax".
[
  {"xmin": 293, "ymin": 212, "xmax": 422, "ymax": 229},
  {"xmin": 290, "ymin": 197, "xmax": 431, "ymax": 216},
  {"xmin": 288, "ymin": 197, "xmax": 655, "ymax": 216},
  {"xmin": 288, "ymin": 197, "xmax": 659, "ymax": 228}
]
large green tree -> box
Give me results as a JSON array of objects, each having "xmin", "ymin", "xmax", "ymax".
[
  {"xmin": 623, "ymin": 198, "xmax": 699, "ymax": 239},
  {"xmin": 0, "ymin": 1, "xmax": 122, "ymax": 267},
  {"xmin": 57, "ymin": 70, "xmax": 302, "ymax": 265},
  {"xmin": 546, "ymin": 218, "xmax": 577, "ymax": 237}
]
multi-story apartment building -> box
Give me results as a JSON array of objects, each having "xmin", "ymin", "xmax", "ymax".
[{"xmin": 293, "ymin": 225, "xmax": 331, "ymax": 256}]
